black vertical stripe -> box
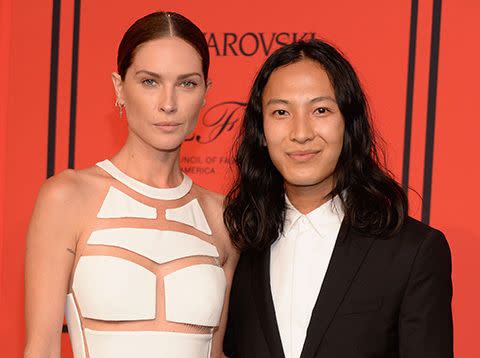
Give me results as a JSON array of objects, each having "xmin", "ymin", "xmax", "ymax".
[
  {"xmin": 68, "ymin": 0, "xmax": 81, "ymax": 169},
  {"xmin": 402, "ymin": 0, "xmax": 419, "ymax": 191},
  {"xmin": 62, "ymin": 0, "xmax": 82, "ymax": 336},
  {"xmin": 47, "ymin": 0, "xmax": 61, "ymax": 178},
  {"xmin": 422, "ymin": 0, "xmax": 443, "ymax": 223}
]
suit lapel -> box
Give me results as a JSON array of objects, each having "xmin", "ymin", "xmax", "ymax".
[
  {"xmin": 251, "ymin": 248, "xmax": 285, "ymax": 358},
  {"xmin": 300, "ymin": 221, "xmax": 376, "ymax": 358}
]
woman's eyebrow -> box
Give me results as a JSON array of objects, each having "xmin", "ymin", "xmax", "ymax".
[
  {"xmin": 177, "ymin": 72, "xmax": 202, "ymax": 80},
  {"xmin": 134, "ymin": 70, "xmax": 202, "ymax": 80},
  {"xmin": 135, "ymin": 70, "xmax": 160, "ymax": 78}
]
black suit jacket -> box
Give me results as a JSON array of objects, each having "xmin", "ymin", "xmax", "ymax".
[{"xmin": 224, "ymin": 217, "xmax": 453, "ymax": 358}]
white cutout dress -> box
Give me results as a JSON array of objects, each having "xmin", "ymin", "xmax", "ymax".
[{"xmin": 65, "ymin": 160, "xmax": 227, "ymax": 358}]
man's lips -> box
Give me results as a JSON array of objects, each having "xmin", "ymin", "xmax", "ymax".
[{"xmin": 287, "ymin": 150, "xmax": 321, "ymax": 161}]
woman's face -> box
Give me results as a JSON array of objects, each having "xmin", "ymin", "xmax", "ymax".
[
  {"xmin": 262, "ymin": 58, "xmax": 345, "ymax": 193},
  {"xmin": 113, "ymin": 37, "xmax": 208, "ymax": 151}
]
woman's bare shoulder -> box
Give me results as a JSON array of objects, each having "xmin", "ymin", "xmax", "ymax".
[
  {"xmin": 28, "ymin": 165, "xmax": 111, "ymax": 246},
  {"xmin": 35, "ymin": 165, "xmax": 107, "ymax": 212},
  {"xmin": 193, "ymin": 183, "xmax": 225, "ymax": 209},
  {"xmin": 192, "ymin": 184, "xmax": 239, "ymax": 259}
]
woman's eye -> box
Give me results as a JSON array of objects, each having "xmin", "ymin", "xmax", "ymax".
[
  {"xmin": 179, "ymin": 80, "xmax": 198, "ymax": 88},
  {"xmin": 142, "ymin": 79, "xmax": 156, "ymax": 87}
]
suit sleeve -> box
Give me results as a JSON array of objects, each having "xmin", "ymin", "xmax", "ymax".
[
  {"xmin": 399, "ymin": 229, "xmax": 453, "ymax": 357},
  {"xmin": 223, "ymin": 255, "xmax": 241, "ymax": 358},
  {"xmin": 223, "ymin": 302, "xmax": 236, "ymax": 358}
]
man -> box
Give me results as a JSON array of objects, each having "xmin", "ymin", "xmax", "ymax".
[{"xmin": 223, "ymin": 40, "xmax": 453, "ymax": 358}]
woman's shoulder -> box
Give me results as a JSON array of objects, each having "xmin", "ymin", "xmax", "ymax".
[
  {"xmin": 190, "ymin": 183, "xmax": 240, "ymax": 258},
  {"xmin": 191, "ymin": 182, "xmax": 225, "ymax": 211},
  {"xmin": 36, "ymin": 165, "xmax": 109, "ymax": 209}
]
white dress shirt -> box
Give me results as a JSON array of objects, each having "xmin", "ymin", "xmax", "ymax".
[{"xmin": 270, "ymin": 195, "xmax": 344, "ymax": 358}]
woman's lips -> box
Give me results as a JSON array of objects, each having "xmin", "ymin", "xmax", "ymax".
[
  {"xmin": 287, "ymin": 150, "xmax": 320, "ymax": 161},
  {"xmin": 153, "ymin": 122, "xmax": 182, "ymax": 133}
]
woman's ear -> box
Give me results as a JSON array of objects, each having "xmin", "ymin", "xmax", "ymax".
[
  {"xmin": 206, "ymin": 79, "xmax": 212, "ymax": 91},
  {"xmin": 203, "ymin": 79, "xmax": 212, "ymax": 106},
  {"xmin": 111, "ymin": 72, "xmax": 124, "ymax": 102}
]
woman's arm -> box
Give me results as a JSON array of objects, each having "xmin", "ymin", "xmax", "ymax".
[
  {"xmin": 210, "ymin": 245, "xmax": 240, "ymax": 358},
  {"xmin": 24, "ymin": 172, "xmax": 81, "ymax": 358}
]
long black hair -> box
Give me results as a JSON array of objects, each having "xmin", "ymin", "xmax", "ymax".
[{"xmin": 224, "ymin": 39, "xmax": 408, "ymax": 251}]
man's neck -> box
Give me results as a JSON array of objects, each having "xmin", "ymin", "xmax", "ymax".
[{"xmin": 285, "ymin": 179, "xmax": 334, "ymax": 214}]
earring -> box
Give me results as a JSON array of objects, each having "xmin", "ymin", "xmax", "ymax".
[{"xmin": 115, "ymin": 99, "xmax": 124, "ymax": 119}]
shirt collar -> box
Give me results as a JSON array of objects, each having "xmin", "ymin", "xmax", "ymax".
[{"xmin": 283, "ymin": 195, "xmax": 345, "ymax": 238}]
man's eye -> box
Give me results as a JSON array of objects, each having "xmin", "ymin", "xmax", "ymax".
[
  {"xmin": 314, "ymin": 107, "xmax": 329, "ymax": 114},
  {"xmin": 179, "ymin": 80, "xmax": 198, "ymax": 88},
  {"xmin": 142, "ymin": 79, "xmax": 156, "ymax": 86},
  {"xmin": 273, "ymin": 109, "xmax": 288, "ymax": 116}
]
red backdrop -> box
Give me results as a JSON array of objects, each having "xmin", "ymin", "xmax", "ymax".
[{"xmin": 1, "ymin": 0, "xmax": 479, "ymax": 356}]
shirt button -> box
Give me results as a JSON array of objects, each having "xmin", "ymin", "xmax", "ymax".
[{"xmin": 297, "ymin": 216, "xmax": 309, "ymax": 234}]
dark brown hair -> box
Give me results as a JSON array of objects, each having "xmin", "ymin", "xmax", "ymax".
[
  {"xmin": 117, "ymin": 11, "xmax": 209, "ymax": 81},
  {"xmin": 224, "ymin": 39, "xmax": 408, "ymax": 251}
]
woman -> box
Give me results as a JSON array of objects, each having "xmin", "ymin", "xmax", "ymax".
[
  {"xmin": 223, "ymin": 39, "xmax": 452, "ymax": 357},
  {"xmin": 24, "ymin": 11, "xmax": 238, "ymax": 358}
]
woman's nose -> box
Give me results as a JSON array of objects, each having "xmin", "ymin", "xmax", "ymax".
[{"xmin": 159, "ymin": 87, "xmax": 177, "ymax": 113}]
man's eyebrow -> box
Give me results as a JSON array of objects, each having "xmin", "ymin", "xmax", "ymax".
[
  {"xmin": 266, "ymin": 98, "xmax": 290, "ymax": 106},
  {"xmin": 310, "ymin": 96, "xmax": 337, "ymax": 103},
  {"xmin": 266, "ymin": 96, "xmax": 337, "ymax": 106}
]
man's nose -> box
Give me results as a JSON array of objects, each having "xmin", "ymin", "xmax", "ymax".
[{"xmin": 290, "ymin": 115, "xmax": 315, "ymax": 143}]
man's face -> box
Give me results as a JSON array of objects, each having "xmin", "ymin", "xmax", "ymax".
[{"xmin": 262, "ymin": 59, "xmax": 345, "ymax": 193}]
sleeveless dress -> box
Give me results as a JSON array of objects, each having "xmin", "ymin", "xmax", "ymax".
[{"xmin": 64, "ymin": 160, "xmax": 227, "ymax": 357}]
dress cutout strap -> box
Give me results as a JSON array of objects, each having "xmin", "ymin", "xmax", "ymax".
[{"xmin": 96, "ymin": 159, "xmax": 192, "ymax": 200}]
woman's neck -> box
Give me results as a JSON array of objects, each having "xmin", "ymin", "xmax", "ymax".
[{"xmin": 111, "ymin": 132, "xmax": 183, "ymax": 188}]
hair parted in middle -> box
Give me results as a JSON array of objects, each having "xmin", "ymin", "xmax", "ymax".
[
  {"xmin": 224, "ymin": 39, "xmax": 408, "ymax": 251},
  {"xmin": 116, "ymin": 11, "xmax": 210, "ymax": 82}
]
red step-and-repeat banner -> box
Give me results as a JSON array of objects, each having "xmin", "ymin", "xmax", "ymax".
[{"xmin": 1, "ymin": 0, "xmax": 479, "ymax": 356}]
